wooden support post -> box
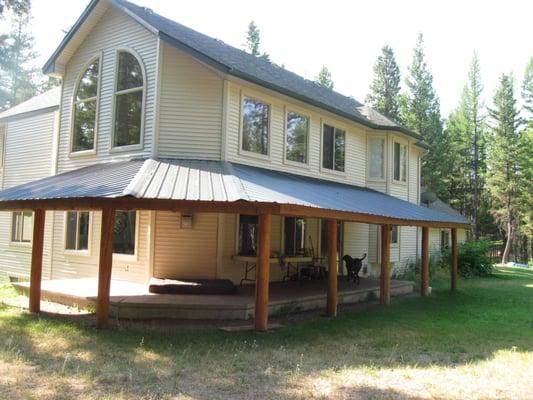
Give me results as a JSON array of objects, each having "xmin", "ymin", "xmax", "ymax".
[
  {"xmin": 451, "ymin": 228, "xmax": 458, "ymax": 291},
  {"xmin": 96, "ymin": 208, "xmax": 115, "ymax": 329},
  {"xmin": 29, "ymin": 209, "xmax": 46, "ymax": 313},
  {"xmin": 327, "ymin": 219, "xmax": 338, "ymax": 317},
  {"xmin": 421, "ymin": 226, "xmax": 430, "ymax": 296},
  {"xmin": 254, "ymin": 213, "xmax": 272, "ymax": 332},
  {"xmin": 380, "ymin": 224, "xmax": 391, "ymax": 305}
]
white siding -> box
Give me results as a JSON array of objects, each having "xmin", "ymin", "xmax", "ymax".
[
  {"xmin": 0, "ymin": 111, "xmax": 57, "ymax": 279},
  {"xmin": 343, "ymin": 222, "xmax": 369, "ymax": 275},
  {"xmin": 57, "ymin": 6, "xmax": 158, "ymax": 173},
  {"xmin": 157, "ymin": 42, "xmax": 224, "ymax": 159}
]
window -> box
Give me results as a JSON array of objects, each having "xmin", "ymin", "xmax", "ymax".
[
  {"xmin": 0, "ymin": 124, "xmax": 5, "ymax": 168},
  {"xmin": 242, "ymin": 97, "xmax": 270, "ymax": 155},
  {"xmin": 72, "ymin": 59, "xmax": 100, "ymax": 152},
  {"xmin": 393, "ymin": 141, "xmax": 407, "ymax": 182},
  {"xmin": 113, "ymin": 211, "xmax": 137, "ymax": 255},
  {"xmin": 238, "ymin": 215, "xmax": 258, "ymax": 256},
  {"xmin": 113, "ymin": 51, "xmax": 144, "ymax": 148},
  {"xmin": 284, "ymin": 217, "xmax": 305, "ymax": 256},
  {"xmin": 368, "ymin": 138, "xmax": 385, "ymax": 179},
  {"xmin": 322, "ymin": 124, "xmax": 345, "ymax": 172},
  {"xmin": 11, "ymin": 211, "xmax": 33, "ymax": 243},
  {"xmin": 65, "ymin": 211, "xmax": 90, "ymax": 251},
  {"xmin": 286, "ymin": 111, "xmax": 309, "ymax": 163},
  {"xmin": 441, "ymin": 230, "xmax": 450, "ymax": 250},
  {"xmin": 391, "ymin": 225, "xmax": 399, "ymax": 245}
]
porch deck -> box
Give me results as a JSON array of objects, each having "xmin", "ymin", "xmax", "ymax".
[{"xmin": 14, "ymin": 277, "xmax": 414, "ymax": 320}]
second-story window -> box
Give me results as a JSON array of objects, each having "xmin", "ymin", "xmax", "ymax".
[
  {"xmin": 72, "ymin": 59, "xmax": 99, "ymax": 152},
  {"xmin": 322, "ymin": 124, "xmax": 345, "ymax": 172},
  {"xmin": 242, "ymin": 97, "xmax": 269, "ymax": 155},
  {"xmin": 393, "ymin": 141, "xmax": 407, "ymax": 182},
  {"xmin": 113, "ymin": 51, "xmax": 144, "ymax": 148},
  {"xmin": 286, "ymin": 111, "xmax": 309, "ymax": 163},
  {"xmin": 368, "ymin": 138, "xmax": 385, "ymax": 179}
]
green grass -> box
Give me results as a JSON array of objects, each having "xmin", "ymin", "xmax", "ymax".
[{"xmin": 0, "ymin": 268, "xmax": 532, "ymax": 399}]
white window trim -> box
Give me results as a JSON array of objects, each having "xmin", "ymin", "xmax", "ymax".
[
  {"xmin": 0, "ymin": 123, "xmax": 6, "ymax": 169},
  {"xmin": 63, "ymin": 211, "xmax": 93, "ymax": 257},
  {"xmin": 113, "ymin": 210, "xmax": 140, "ymax": 262},
  {"xmin": 68, "ymin": 53, "xmax": 102, "ymax": 157},
  {"xmin": 9, "ymin": 211, "xmax": 33, "ymax": 247},
  {"xmin": 238, "ymin": 91, "xmax": 272, "ymax": 161},
  {"xmin": 110, "ymin": 48, "xmax": 147, "ymax": 153},
  {"xmin": 367, "ymin": 135, "xmax": 387, "ymax": 182},
  {"xmin": 391, "ymin": 225, "xmax": 400, "ymax": 247},
  {"xmin": 283, "ymin": 105, "xmax": 311, "ymax": 169},
  {"xmin": 281, "ymin": 216, "xmax": 306, "ymax": 255},
  {"xmin": 319, "ymin": 119, "xmax": 347, "ymax": 176},
  {"xmin": 392, "ymin": 139, "xmax": 408, "ymax": 185}
]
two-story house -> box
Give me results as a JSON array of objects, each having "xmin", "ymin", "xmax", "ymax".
[{"xmin": 0, "ymin": 0, "xmax": 468, "ymax": 330}]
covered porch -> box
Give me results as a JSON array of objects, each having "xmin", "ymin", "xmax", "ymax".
[
  {"xmin": 0, "ymin": 159, "xmax": 468, "ymax": 331},
  {"xmin": 13, "ymin": 276, "xmax": 415, "ymax": 320}
]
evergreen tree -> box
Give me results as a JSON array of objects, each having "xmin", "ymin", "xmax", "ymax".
[
  {"xmin": 366, "ymin": 45, "xmax": 401, "ymax": 121},
  {"xmin": 245, "ymin": 21, "xmax": 269, "ymax": 61},
  {"xmin": 0, "ymin": 0, "xmax": 29, "ymax": 18},
  {"xmin": 400, "ymin": 34, "xmax": 448, "ymax": 198},
  {"xmin": 0, "ymin": 13, "xmax": 38, "ymax": 109},
  {"xmin": 487, "ymin": 74, "xmax": 523, "ymax": 264},
  {"xmin": 522, "ymin": 57, "xmax": 533, "ymax": 117},
  {"xmin": 315, "ymin": 66, "xmax": 334, "ymax": 89}
]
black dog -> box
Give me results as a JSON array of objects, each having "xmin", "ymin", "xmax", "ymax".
[{"xmin": 342, "ymin": 253, "xmax": 367, "ymax": 285}]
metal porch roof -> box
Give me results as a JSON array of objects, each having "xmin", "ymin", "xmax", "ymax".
[{"xmin": 0, "ymin": 159, "xmax": 469, "ymax": 227}]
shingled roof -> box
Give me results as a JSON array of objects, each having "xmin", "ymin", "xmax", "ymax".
[{"xmin": 43, "ymin": 0, "xmax": 426, "ymax": 146}]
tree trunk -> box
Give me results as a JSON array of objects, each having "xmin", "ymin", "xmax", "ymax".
[{"xmin": 501, "ymin": 216, "xmax": 512, "ymax": 265}]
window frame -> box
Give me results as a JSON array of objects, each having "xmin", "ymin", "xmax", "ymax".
[
  {"xmin": 440, "ymin": 229, "xmax": 450, "ymax": 251},
  {"xmin": 112, "ymin": 210, "xmax": 140, "ymax": 262},
  {"xmin": 110, "ymin": 48, "xmax": 146, "ymax": 153},
  {"xmin": 283, "ymin": 106, "xmax": 310, "ymax": 168},
  {"xmin": 367, "ymin": 136, "xmax": 386, "ymax": 181},
  {"xmin": 239, "ymin": 91, "xmax": 272, "ymax": 161},
  {"xmin": 0, "ymin": 123, "xmax": 6, "ymax": 169},
  {"xmin": 282, "ymin": 216, "xmax": 306, "ymax": 256},
  {"xmin": 63, "ymin": 211, "xmax": 92, "ymax": 256},
  {"xmin": 69, "ymin": 53, "xmax": 102, "ymax": 157},
  {"xmin": 320, "ymin": 120, "xmax": 346, "ymax": 175},
  {"xmin": 10, "ymin": 211, "xmax": 33, "ymax": 246},
  {"xmin": 391, "ymin": 225, "xmax": 399, "ymax": 246},
  {"xmin": 393, "ymin": 140, "xmax": 408, "ymax": 184},
  {"xmin": 235, "ymin": 214, "xmax": 259, "ymax": 256}
]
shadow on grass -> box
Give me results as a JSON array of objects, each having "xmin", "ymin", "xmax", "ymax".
[{"xmin": 0, "ymin": 267, "xmax": 532, "ymax": 399}]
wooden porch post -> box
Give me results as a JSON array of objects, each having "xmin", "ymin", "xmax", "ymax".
[
  {"xmin": 255, "ymin": 213, "xmax": 272, "ymax": 331},
  {"xmin": 380, "ymin": 224, "xmax": 391, "ymax": 305},
  {"xmin": 327, "ymin": 219, "xmax": 338, "ymax": 317},
  {"xmin": 421, "ymin": 226, "xmax": 430, "ymax": 296},
  {"xmin": 96, "ymin": 208, "xmax": 115, "ymax": 329},
  {"xmin": 29, "ymin": 209, "xmax": 46, "ymax": 313},
  {"xmin": 451, "ymin": 228, "xmax": 458, "ymax": 291}
]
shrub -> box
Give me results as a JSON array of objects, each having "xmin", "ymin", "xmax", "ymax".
[{"xmin": 442, "ymin": 240, "xmax": 495, "ymax": 278}]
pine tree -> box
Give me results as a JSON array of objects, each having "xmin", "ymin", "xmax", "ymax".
[
  {"xmin": 0, "ymin": 0, "xmax": 29, "ymax": 18},
  {"xmin": 366, "ymin": 45, "xmax": 401, "ymax": 121},
  {"xmin": 522, "ymin": 57, "xmax": 533, "ymax": 117},
  {"xmin": 315, "ymin": 66, "xmax": 334, "ymax": 90},
  {"xmin": 400, "ymin": 34, "xmax": 448, "ymax": 198},
  {"xmin": 0, "ymin": 13, "xmax": 38, "ymax": 109},
  {"xmin": 245, "ymin": 21, "xmax": 270, "ymax": 61},
  {"xmin": 487, "ymin": 74, "xmax": 523, "ymax": 264}
]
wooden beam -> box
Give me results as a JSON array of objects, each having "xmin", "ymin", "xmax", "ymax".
[
  {"xmin": 421, "ymin": 226, "xmax": 429, "ymax": 296},
  {"xmin": 254, "ymin": 213, "xmax": 272, "ymax": 332},
  {"xmin": 327, "ymin": 219, "xmax": 338, "ymax": 317},
  {"xmin": 29, "ymin": 209, "xmax": 45, "ymax": 313},
  {"xmin": 96, "ymin": 208, "xmax": 115, "ymax": 329},
  {"xmin": 451, "ymin": 228, "xmax": 458, "ymax": 291},
  {"xmin": 380, "ymin": 224, "xmax": 391, "ymax": 305}
]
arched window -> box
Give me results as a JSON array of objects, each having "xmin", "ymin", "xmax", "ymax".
[
  {"xmin": 72, "ymin": 58, "xmax": 100, "ymax": 152},
  {"xmin": 113, "ymin": 51, "xmax": 144, "ymax": 148}
]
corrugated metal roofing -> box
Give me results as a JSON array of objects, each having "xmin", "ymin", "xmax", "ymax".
[
  {"xmin": 0, "ymin": 87, "xmax": 61, "ymax": 120},
  {"xmin": 0, "ymin": 159, "xmax": 468, "ymax": 226}
]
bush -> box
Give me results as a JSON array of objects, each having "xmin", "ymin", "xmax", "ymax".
[{"xmin": 442, "ymin": 240, "xmax": 495, "ymax": 278}]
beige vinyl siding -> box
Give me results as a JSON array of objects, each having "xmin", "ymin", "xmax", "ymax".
[
  {"xmin": 152, "ymin": 211, "xmax": 218, "ymax": 279},
  {"xmin": 225, "ymin": 81, "xmax": 366, "ymax": 186},
  {"xmin": 57, "ymin": 6, "xmax": 157, "ymax": 173},
  {"xmin": 157, "ymin": 42, "xmax": 223, "ymax": 159},
  {"xmin": 409, "ymin": 146, "xmax": 420, "ymax": 204},
  {"xmin": 50, "ymin": 210, "xmax": 150, "ymax": 283},
  {"xmin": 0, "ymin": 110, "xmax": 57, "ymax": 279},
  {"xmin": 343, "ymin": 222, "xmax": 369, "ymax": 275},
  {"xmin": 398, "ymin": 226, "xmax": 417, "ymax": 272}
]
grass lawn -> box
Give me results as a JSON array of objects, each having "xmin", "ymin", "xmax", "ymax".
[{"xmin": 0, "ymin": 268, "xmax": 532, "ymax": 400}]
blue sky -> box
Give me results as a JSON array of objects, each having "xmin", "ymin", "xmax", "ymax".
[{"xmin": 3, "ymin": 0, "xmax": 532, "ymax": 115}]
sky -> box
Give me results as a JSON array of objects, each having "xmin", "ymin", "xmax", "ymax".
[{"xmin": 2, "ymin": 0, "xmax": 533, "ymax": 115}]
